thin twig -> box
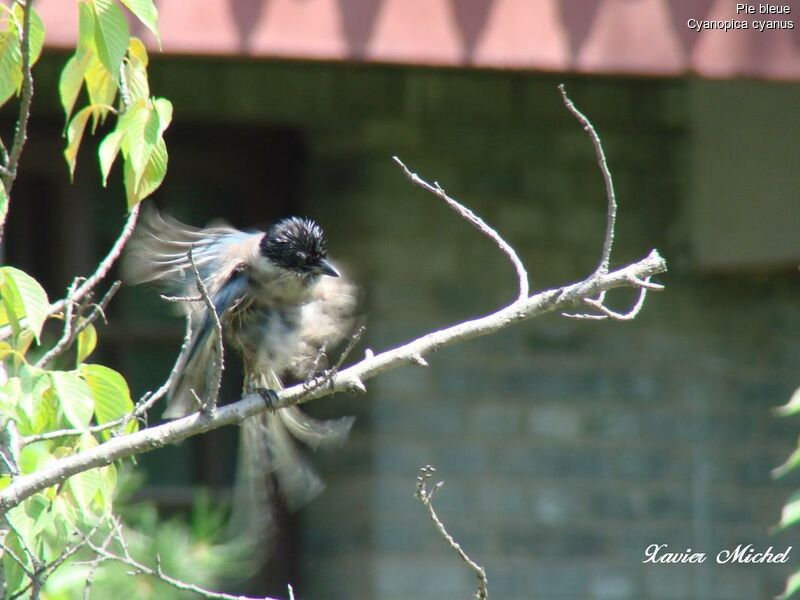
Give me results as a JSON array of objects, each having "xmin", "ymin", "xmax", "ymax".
[
  {"xmin": 36, "ymin": 278, "xmax": 81, "ymax": 368},
  {"xmin": 0, "ymin": 538, "xmax": 33, "ymax": 579},
  {"xmin": 0, "ymin": 134, "xmax": 9, "ymax": 167},
  {"xmin": 0, "ymin": 447, "xmax": 18, "ymax": 475},
  {"xmin": 188, "ymin": 246, "xmax": 224, "ymax": 415},
  {"xmin": 394, "ymin": 156, "xmax": 530, "ymax": 301},
  {"xmin": 0, "ymin": 0, "xmax": 36, "ymax": 237},
  {"xmin": 73, "ymin": 281, "xmax": 122, "ymax": 336},
  {"xmin": 119, "ymin": 311, "xmax": 194, "ymax": 431},
  {"xmin": 82, "ymin": 524, "xmax": 116, "ymax": 600},
  {"xmin": 117, "ymin": 62, "xmax": 131, "ymax": 111},
  {"xmin": 335, "ymin": 325, "xmax": 366, "ymax": 370},
  {"xmin": 0, "ymin": 186, "xmax": 140, "ymax": 344},
  {"xmin": 3, "ymin": 515, "xmax": 40, "ymax": 572},
  {"xmin": 21, "ymin": 419, "xmax": 124, "ymax": 446},
  {"xmin": 415, "ymin": 466, "xmax": 488, "ymax": 600},
  {"xmin": 85, "ymin": 539, "xmax": 283, "ymax": 600},
  {"xmin": 558, "ymin": 84, "xmax": 617, "ymax": 275},
  {"xmin": 562, "ymin": 276, "xmax": 653, "ymax": 320},
  {"xmin": 47, "ymin": 204, "xmax": 141, "ymax": 319}
]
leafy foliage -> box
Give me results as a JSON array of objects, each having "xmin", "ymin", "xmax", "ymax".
[
  {"xmin": 0, "ymin": 1, "xmax": 196, "ymax": 597},
  {"xmin": 59, "ymin": 0, "xmax": 170, "ymax": 206},
  {"xmin": 0, "ymin": 2, "xmax": 45, "ymax": 108},
  {"xmin": 775, "ymin": 388, "xmax": 800, "ymax": 599}
]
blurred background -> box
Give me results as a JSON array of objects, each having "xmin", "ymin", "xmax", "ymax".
[{"xmin": 2, "ymin": 1, "xmax": 800, "ymax": 599}]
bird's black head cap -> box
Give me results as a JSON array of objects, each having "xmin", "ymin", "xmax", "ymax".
[{"xmin": 260, "ymin": 217, "xmax": 337, "ymax": 276}]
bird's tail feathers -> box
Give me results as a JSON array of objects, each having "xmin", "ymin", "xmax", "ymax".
[{"xmin": 162, "ymin": 325, "xmax": 217, "ymax": 418}]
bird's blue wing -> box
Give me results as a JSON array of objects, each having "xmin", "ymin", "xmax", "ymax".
[{"xmin": 185, "ymin": 268, "xmax": 249, "ymax": 365}]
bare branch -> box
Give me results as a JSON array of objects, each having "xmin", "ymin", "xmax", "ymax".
[
  {"xmin": 0, "ymin": 134, "xmax": 9, "ymax": 167},
  {"xmin": 85, "ymin": 539, "xmax": 284, "ymax": 600},
  {"xmin": 415, "ymin": 465, "xmax": 487, "ymax": 600},
  {"xmin": 82, "ymin": 526, "xmax": 117, "ymax": 600},
  {"xmin": 36, "ymin": 278, "xmax": 81, "ymax": 368},
  {"xmin": 0, "ymin": 537, "xmax": 33, "ymax": 579},
  {"xmin": 48, "ymin": 205, "xmax": 141, "ymax": 318},
  {"xmin": 73, "ymin": 281, "xmax": 122, "ymax": 334},
  {"xmin": 558, "ymin": 84, "xmax": 617, "ymax": 275},
  {"xmin": 562, "ymin": 275, "xmax": 653, "ymax": 321},
  {"xmin": 21, "ymin": 419, "xmax": 121, "ymax": 447},
  {"xmin": 117, "ymin": 61, "xmax": 131, "ymax": 111},
  {"xmin": 0, "ymin": 421, "xmax": 21, "ymax": 475},
  {"xmin": 0, "ymin": 250, "xmax": 666, "ymax": 513},
  {"xmin": 394, "ymin": 156, "xmax": 530, "ymax": 301},
  {"xmin": 0, "ymin": 0, "xmax": 36, "ymax": 241},
  {"xmin": 189, "ymin": 245, "xmax": 224, "ymax": 415}
]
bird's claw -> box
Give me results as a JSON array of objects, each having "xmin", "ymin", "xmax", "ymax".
[{"xmin": 303, "ymin": 367, "xmax": 337, "ymax": 393}]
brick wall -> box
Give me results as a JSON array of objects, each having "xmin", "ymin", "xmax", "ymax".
[
  {"xmin": 288, "ymin": 66, "xmax": 798, "ymax": 600},
  {"xmin": 20, "ymin": 56, "xmax": 800, "ymax": 599}
]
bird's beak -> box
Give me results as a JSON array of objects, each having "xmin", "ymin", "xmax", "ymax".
[{"xmin": 318, "ymin": 259, "xmax": 340, "ymax": 278}]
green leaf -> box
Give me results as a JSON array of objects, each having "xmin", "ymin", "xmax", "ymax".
[
  {"xmin": 774, "ymin": 438, "xmax": 800, "ymax": 479},
  {"xmin": 59, "ymin": 52, "xmax": 92, "ymax": 123},
  {"xmin": 12, "ymin": 4, "xmax": 46, "ymax": 66},
  {"xmin": 153, "ymin": 97, "xmax": 173, "ymax": 132},
  {"xmin": 76, "ymin": 322, "xmax": 98, "ymax": 365},
  {"xmin": 49, "ymin": 371, "xmax": 94, "ymax": 430},
  {"xmin": 777, "ymin": 490, "xmax": 800, "ymax": 531},
  {"xmin": 96, "ymin": 461, "xmax": 117, "ymax": 513},
  {"xmin": 92, "ymin": 0, "xmax": 129, "ymax": 77},
  {"xmin": 98, "ymin": 129, "xmax": 124, "ymax": 186},
  {"xmin": 15, "ymin": 328, "xmax": 35, "ymax": 358},
  {"xmin": 31, "ymin": 378, "xmax": 58, "ymax": 434},
  {"xmin": 2, "ymin": 528, "xmax": 29, "ymax": 594},
  {"xmin": 123, "ymin": 37, "xmax": 149, "ymax": 102},
  {"xmin": 80, "ymin": 363, "xmax": 134, "ymax": 437},
  {"xmin": 0, "ymin": 5, "xmax": 45, "ymax": 108},
  {"xmin": 0, "ymin": 26, "xmax": 22, "ymax": 108},
  {"xmin": 119, "ymin": 100, "xmax": 159, "ymax": 185},
  {"xmin": 66, "ymin": 434, "xmax": 104, "ymax": 514},
  {"xmin": 0, "ymin": 266, "xmax": 50, "ymax": 341},
  {"xmin": 127, "ymin": 36, "xmax": 149, "ymax": 67},
  {"xmin": 776, "ymin": 386, "xmax": 800, "ymax": 417},
  {"xmin": 0, "ymin": 183, "xmax": 7, "ymax": 231},
  {"xmin": 64, "ymin": 105, "xmax": 95, "ymax": 180},
  {"xmin": 0, "ymin": 376, "xmax": 23, "ymax": 424},
  {"xmin": 84, "ymin": 52, "xmax": 117, "ymax": 123},
  {"xmin": 78, "ymin": 1, "xmax": 96, "ymax": 51},
  {"xmin": 124, "ymin": 136, "xmax": 167, "ymax": 208},
  {"xmin": 119, "ymin": 0, "xmax": 160, "ymax": 44},
  {"xmin": 778, "ymin": 571, "xmax": 800, "ymax": 600},
  {"xmin": 6, "ymin": 501, "xmax": 36, "ymax": 550}
]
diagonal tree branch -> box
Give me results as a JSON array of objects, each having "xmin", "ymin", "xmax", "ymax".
[
  {"xmin": 416, "ymin": 465, "xmax": 488, "ymax": 600},
  {"xmin": 558, "ymin": 84, "xmax": 617, "ymax": 275},
  {"xmin": 0, "ymin": 249, "xmax": 666, "ymax": 514},
  {"xmin": 85, "ymin": 538, "xmax": 284, "ymax": 600},
  {"xmin": 393, "ymin": 156, "xmax": 530, "ymax": 301}
]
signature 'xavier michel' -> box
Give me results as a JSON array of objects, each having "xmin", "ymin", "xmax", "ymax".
[{"xmin": 643, "ymin": 543, "xmax": 792, "ymax": 565}]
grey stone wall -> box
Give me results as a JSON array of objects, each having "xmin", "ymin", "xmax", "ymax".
[
  {"xmin": 25, "ymin": 56, "xmax": 798, "ymax": 599},
  {"xmin": 287, "ymin": 67, "xmax": 798, "ymax": 600}
]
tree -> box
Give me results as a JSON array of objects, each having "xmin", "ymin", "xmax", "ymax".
[{"xmin": 0, "ymin": 2, "xmax": 667, "ymax": 598}]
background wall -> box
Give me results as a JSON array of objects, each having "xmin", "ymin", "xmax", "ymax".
[{"xmin": 5, "ymin": 57, "xmax": 799, "ymax": 600}]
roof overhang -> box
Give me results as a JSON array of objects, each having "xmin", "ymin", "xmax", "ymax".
[{"xmin": 33, "ymin": 0, "xmax": 800, "ymax": 80}]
